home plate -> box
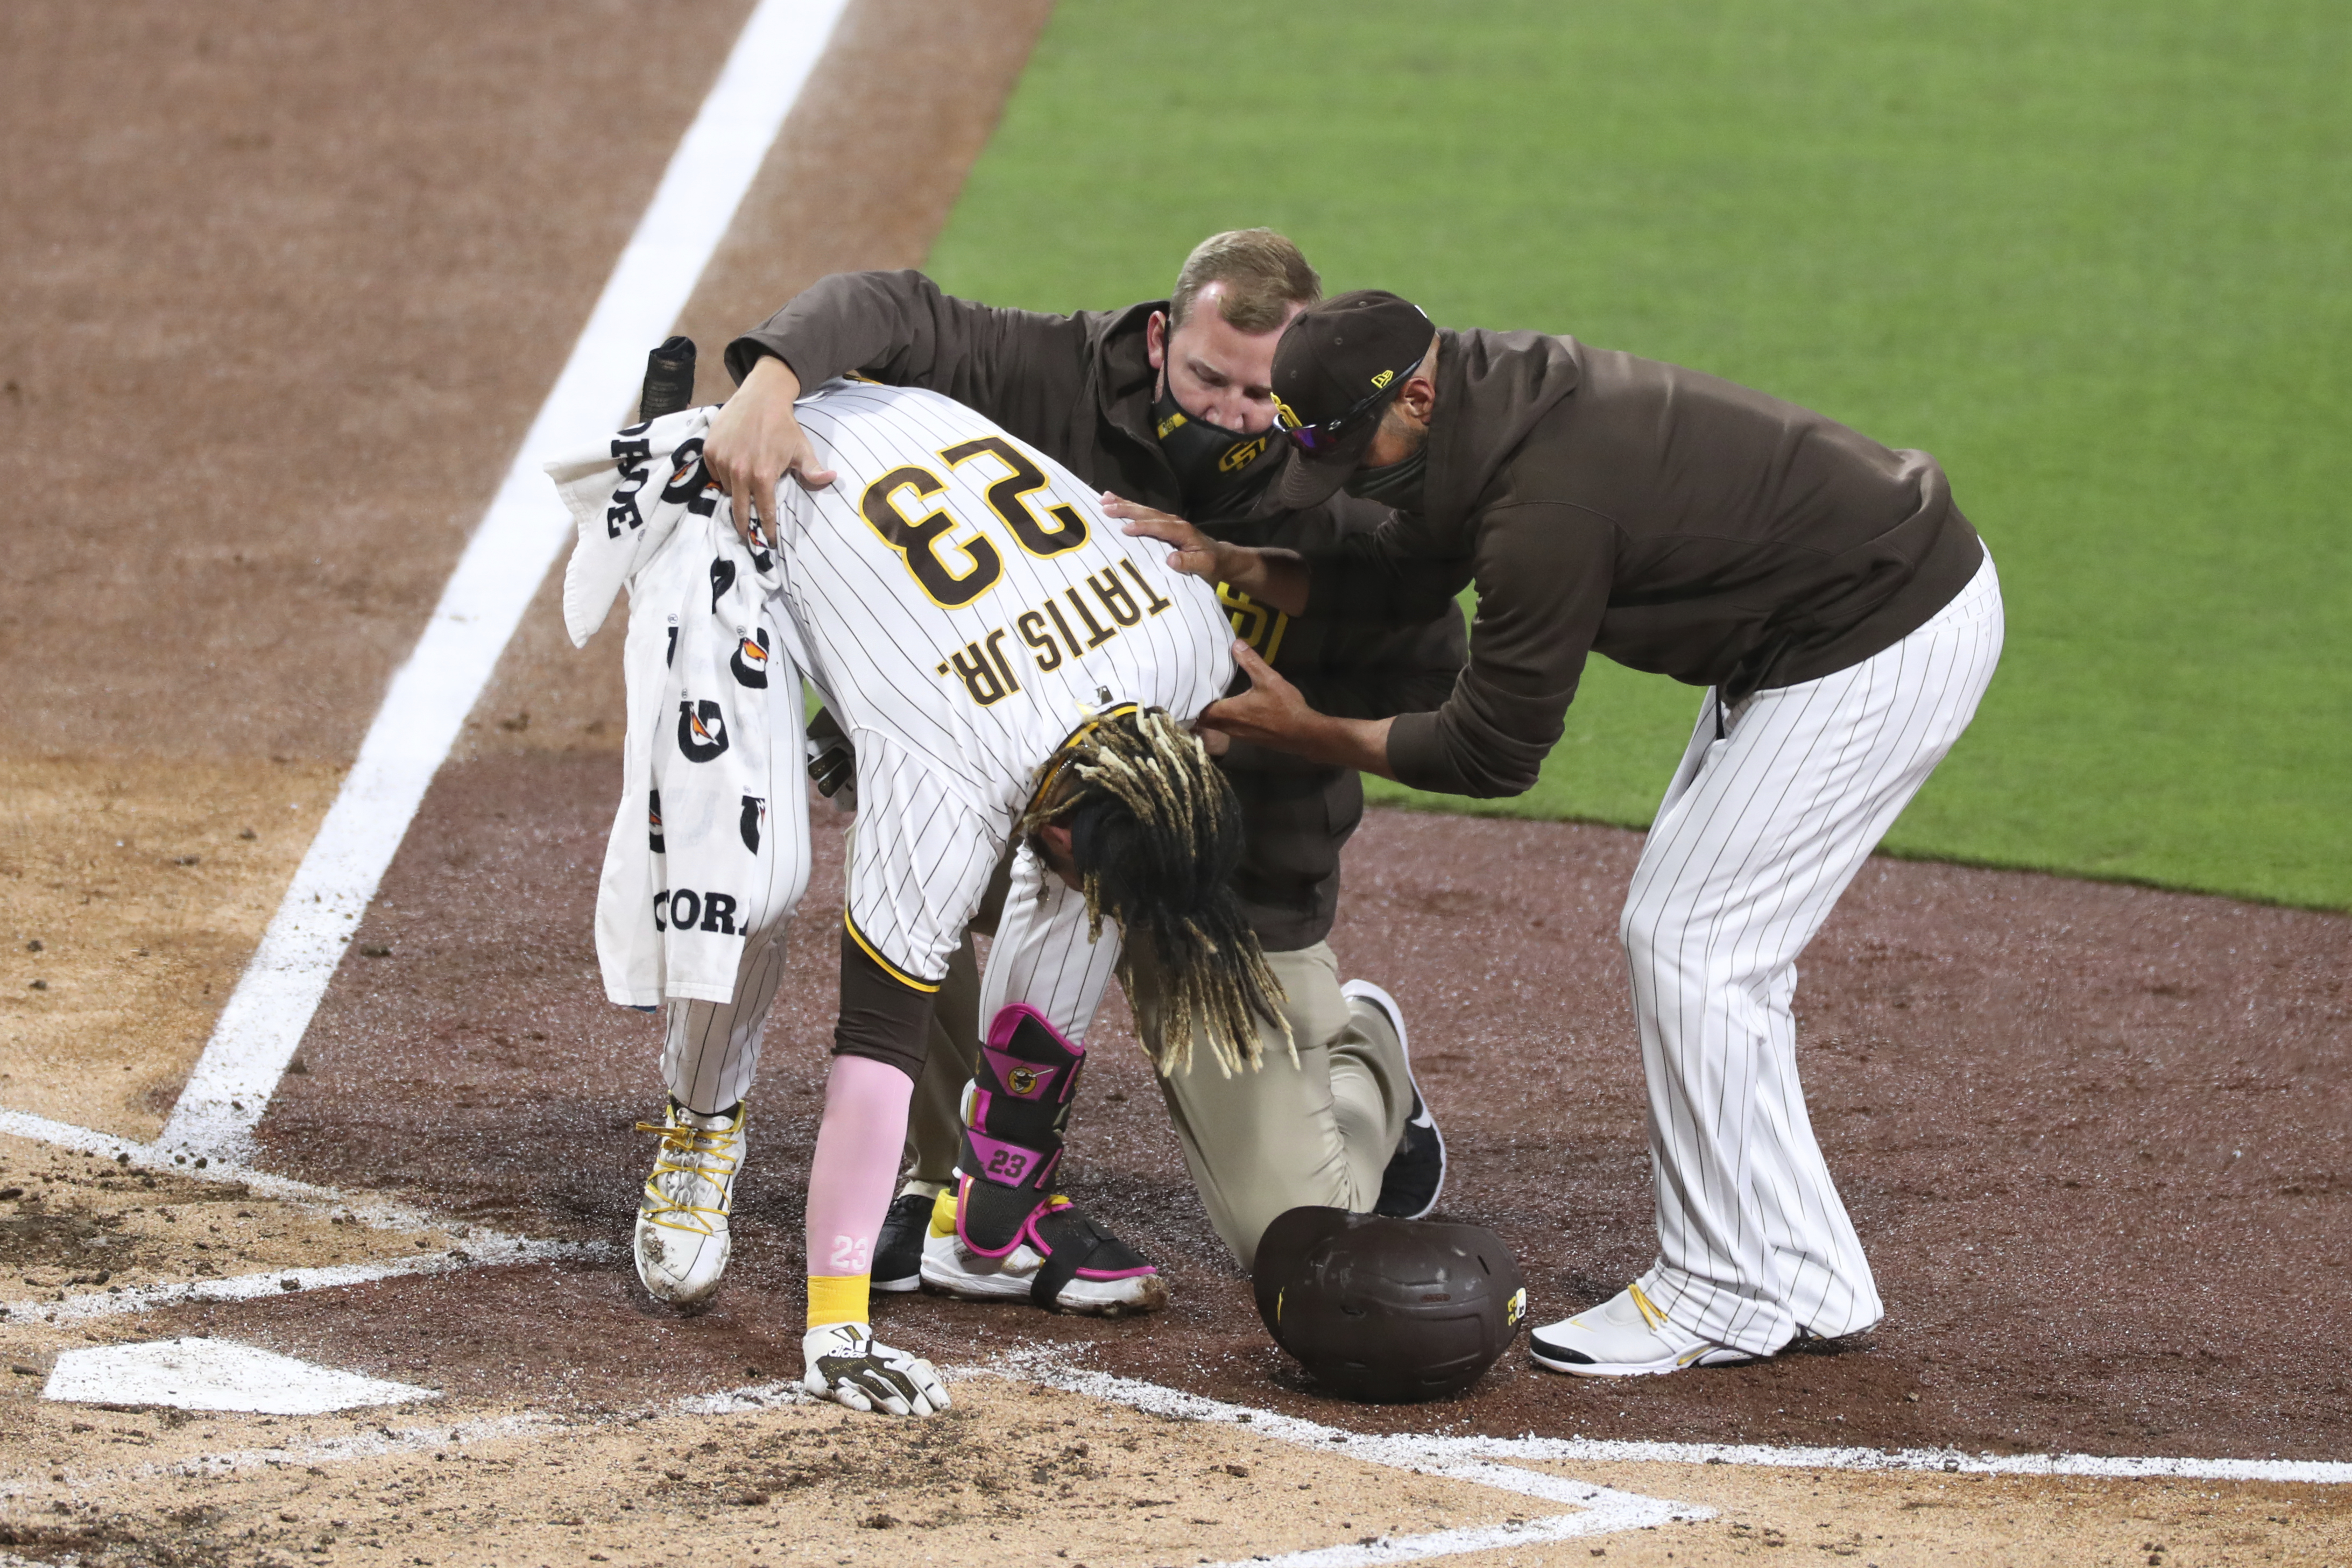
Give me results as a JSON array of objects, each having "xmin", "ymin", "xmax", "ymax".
[{"xmin": 42, "ymin": 1338, "xmax": 439, "ymax": 1415}]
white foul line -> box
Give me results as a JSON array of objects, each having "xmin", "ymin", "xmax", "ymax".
[
  {"xmin": 970, "ymin": 1359, "xmax": 1705, "ymax": 1564},
  {"xmin": 8, "ymin": 1106, "xmax": 2346, "ymax": 1496},
  {"xmin": 1011, "ymin": 1359, "xmax": 2352, "ymax": 1491},
  {"xmin": 154, "ymin": 0, "xmax": 853, "ymax": 1164}
]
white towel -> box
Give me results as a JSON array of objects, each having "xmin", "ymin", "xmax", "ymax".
[{"xmin": 548, "ymin": 411, "xmax": 797, "ymax": 1006}]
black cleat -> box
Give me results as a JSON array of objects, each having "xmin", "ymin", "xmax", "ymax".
[
  {"xmin": 1348, "ymin": 979, "xmax": 1446, "ymax": 1219},
  {"xmin": 872, "ymin": 1188, "xmax": 938, "ymax": 1293}
]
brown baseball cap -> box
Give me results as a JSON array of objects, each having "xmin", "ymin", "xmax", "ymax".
[{"xmin": 1268, "ymin": 289, "xmax": 1435, "ymax": 510}]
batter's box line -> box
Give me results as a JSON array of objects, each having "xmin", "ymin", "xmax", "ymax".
[
  {"xmin": 0, "ymin": 1106, "xmax": 610, "ymax": 1326},
  {"xmin": 19, "ymin": 1387, "xmax": 819, "ymax": 1495},
  {"xmin": 991, "ymin": 1351, "xmax": 2352, "ymax": 1491},
  {"xmin": 12, "ymin": 1104, "xmax": 2346, "ymax": 1492},
  {"xmin": 958, "ymin": 1358, "xmax": 1706, "ymax": 1565},
  {"xmin": 22, "ymin": 1372, "xmax": 1699, "ymax": 1568}
]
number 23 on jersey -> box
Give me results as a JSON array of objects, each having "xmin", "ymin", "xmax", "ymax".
[{"xmin": 857, "ymin": 435, "xmax": 1087, "ymax": 606}]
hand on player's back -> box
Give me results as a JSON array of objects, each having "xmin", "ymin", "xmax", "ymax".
[
  {"xmin": 705, "ymin": 354, "xmax": 839, "ymax": 547},
  {"xmin": 1199, "ymin": 641, "xmax": 1311, "ymax": 748},
  {"xmin": 1110, "ymin": 494, "xmax": 1312, "ymax": 617},
  {"xmin": 1105, "ymin": 494, "xmax": 1221, "ymax": 579}
]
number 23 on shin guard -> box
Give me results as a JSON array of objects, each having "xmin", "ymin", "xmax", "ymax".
[
  {"xmin": 946, "ymin": 1004, "xmax": 1167, "ymax": 1313},
  {"xmin": 952, "ymin": 1005, "xmax": 1084, "ymax": 1255}
]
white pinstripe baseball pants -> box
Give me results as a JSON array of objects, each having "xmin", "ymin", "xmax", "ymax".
[{"xmin": 1624, "ymin": 552, "xmax": 2003, "ymax": 1356}]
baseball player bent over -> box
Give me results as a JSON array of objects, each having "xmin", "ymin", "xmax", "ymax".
[
  {"xmin": 698, "ymin": 232, "xmax": 1464, "ymax": 1289},
  {"xmin": 552, "ymin": 382, "xmax": 1287, "ymax": 1413},
  {"xmin": 1125, "ymin": 291, "xmax": 2003, "ymax": 1377}
]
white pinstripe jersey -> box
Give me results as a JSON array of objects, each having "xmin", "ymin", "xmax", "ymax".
[{"xmin": 770, "ymin": 381, "xmax": 1235, "ymax": 992}]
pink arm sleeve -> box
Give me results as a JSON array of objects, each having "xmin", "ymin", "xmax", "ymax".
[{"xmin": 804, "ymin": 1053, "xmax": 915, "ymax": 1282}]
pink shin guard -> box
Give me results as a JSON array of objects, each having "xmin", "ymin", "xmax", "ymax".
[
  {"xmin": 955, "ymin": 1005, "xmax": 1085, "ymax": 1258},
  {"xmin": 953, "ymin": 1005, "xmax": 1157, "ymax": 1308},
  {"xmin": 804, "ymin": 1054, "xmax": 913, "ymax": 1284}
]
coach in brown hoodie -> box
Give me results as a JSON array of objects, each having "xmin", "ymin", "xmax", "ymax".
[{"xmin": 1122, "ymin": 291, "xmax": 2004, "ymax": 1376}]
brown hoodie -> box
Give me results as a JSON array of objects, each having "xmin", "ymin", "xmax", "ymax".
[{"xmin": 1304, "ymin": 330, "xmax": 1985, "ymax": 799}]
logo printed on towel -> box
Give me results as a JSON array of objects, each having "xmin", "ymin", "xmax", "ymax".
[
  {"xmin": 709, "ymin": 557, "xmax": 736, "ymax": 615},
  {"xmin": 677, "ymin": 699, "xmax": 730, "ymax": 763},
  {"xmin": 605, "ymin": 436, "xmax": 652, "ymax": 539},
  {"xmin": 648, "ymin": 790, "xmax": 666, "ymax": 854},
  {"xmin": 730, "ymin": 626, "xmax": 771, "ymax": 689},
  {"xmin": 738, "ymin": 795, "xmax": 765, "ymax": 854},
  {"xmin": 653, "ymin": 888, "xmax": 741, "ymax": 935},
  {"xmin": 659, "ymin": 436, "xmax": 721, "ymax": 518}
]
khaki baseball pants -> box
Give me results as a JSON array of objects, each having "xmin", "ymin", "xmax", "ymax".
[{"xmin": 899, "ymin": 852, "xmax": 1411, "ymax": 1272}]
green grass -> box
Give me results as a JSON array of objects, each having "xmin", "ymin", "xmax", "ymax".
[{"xmin": 925, "ymin": 0, "xmax": 2352, "ymax": 910}]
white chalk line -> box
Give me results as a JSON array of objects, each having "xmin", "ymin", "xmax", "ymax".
[
  {"xmin": 968, "ymin": 1359, "xmax": 1703, "ymax": 1565},
  {"xmin": 7, "ymin": 1106, "xmax": 2347, "ymax": 1493},
  {"xmin": 153, "ymin": 0, "xmax": 853, "ymax": 1164},
  {"xmin": 18, "ymin": 1371, "xmax": 1693, "ymax": 1566},
  {"xmin": 12, "ymin": 1340, "xmax": 2347, "ymax": 1567},
  {"xmin": 1008, "ymin": 1358, "xmax": 2352, "ymax": 1491},
  {"xmin": 0, "ymin": 1107, "xmax": 609, "ymax": 1325},
  {"xmin": 5, "ymin": 1240, "xmax": 604, "ymax": 1329}
]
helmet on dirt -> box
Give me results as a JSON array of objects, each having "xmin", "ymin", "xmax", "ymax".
[{"xmin": 1251, "ymin": 1206, "xmax": 1527, "ymax": 1403}]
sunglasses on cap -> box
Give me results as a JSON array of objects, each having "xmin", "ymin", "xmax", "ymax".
[{"xmin": 1274, "ymin": 355, "xmax": 1428, "ymax": 456}]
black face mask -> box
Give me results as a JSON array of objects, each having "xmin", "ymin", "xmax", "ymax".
[
  {"xmin": 1342, "ymin": 444, "xmax": 1429, "ymax": 513},
  {"xmin": 1152, "ymin": 361, "xmax": 1281, "ymax": 520}
]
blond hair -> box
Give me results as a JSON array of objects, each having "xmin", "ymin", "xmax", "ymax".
[
  {"xmin": 1019, "ymin": 708, "xmax": 1290, "ymax": 1078},
  {"xmin": 1168, "ymin": 229, "xmax": 1322, "ymax": 336}
]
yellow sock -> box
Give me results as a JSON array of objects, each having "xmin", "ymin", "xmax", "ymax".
[{"xmin": 807, "ymin": 1273, "xmax": 868, "ymax": 1329}]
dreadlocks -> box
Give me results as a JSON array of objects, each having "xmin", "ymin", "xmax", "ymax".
[{"xmin": 1017, "ymin": 707, "xmax": 1290, "ymax": 1079}]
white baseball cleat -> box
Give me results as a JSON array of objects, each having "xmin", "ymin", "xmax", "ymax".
[
  {"xmin": 1528, "ymin": 1281, "xmax": 1757, "ymax": 1377},
  {"xmin": 633, "ymin": 1098, "xmax": 747, "ymax": 1309},
  {"xmin": 801, "ymin": 1322, "xmax": 949, "ymax": 1416},
  {"xmin": 918, "ymin": 1188, "xmax": 1167, "ymax": 1316}
]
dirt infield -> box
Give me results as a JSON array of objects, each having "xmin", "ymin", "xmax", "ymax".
[
  {"xmin": 236, "ymin": 763, "xmax": 2351, "ymax": 1463},
  {"xmin": 4, "ymin": 1, "xmax": 2348, "ymax": 1563}
]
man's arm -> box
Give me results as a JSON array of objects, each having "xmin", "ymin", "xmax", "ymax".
[
  {"xmin": 1301, "ymin": 531, "xmax": 1477, "ymax": 626},
  {"xmin": 1113, "ymin": 496, "xmax": 1472, "ymax": 628},
  {"xmin": 707, "ymin": 269, "xmax": 1088, "ymax": 545},
  {"xmin": 1379, "ymin": 502, "xmax": 1611, "ymax": 797},
  {"xmin": 1110, "ymin": 497, "xmax": 1313, "ymax": 615},
  {"xmin": 1197, "ymin": 641, "xmax": 1399, "ymax": 779},
  {"xmin": 1177, "ymin": 503, "xmax": 1613, "ymax": 797},
  {"xmin": 720, "ymin": 268, "xmax": 1077, "ymax": 408}
]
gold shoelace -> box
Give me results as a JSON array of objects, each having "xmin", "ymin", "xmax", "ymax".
[
  {"xmin": 1628, "ymin": 1281, "xmax": 1670, "ymax": 1332},
  {"xmin": 634, "ymin": 1110, "xmax": 743, "ymax": 1237}
]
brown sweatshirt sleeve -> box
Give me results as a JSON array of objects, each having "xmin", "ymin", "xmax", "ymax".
[
  {"xmin": 1381, "ymin": 503, "xmax": 1615, "ymax": 799},
  {"xmin": 723, "ymin": 270, "xmax": 1092, "ymax": 447},
  {"xmin": 1302, "ymin": 527, "xmax": 1475, "ymax": 626},
  {"xmin": 832, "ymin": 924, "xmax": 938, "ymax": 1082}
]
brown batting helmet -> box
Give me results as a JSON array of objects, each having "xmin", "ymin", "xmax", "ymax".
[{"xmin": 1252, "ymin": 1206, "xmax": 1528, "ymax": 1403}]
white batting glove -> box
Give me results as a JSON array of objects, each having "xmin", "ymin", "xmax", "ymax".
[{"xmin": 802, "ymin": 1322, "xmax": 949, "ymax": 1416}]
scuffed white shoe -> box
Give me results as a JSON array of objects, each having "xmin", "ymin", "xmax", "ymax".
[
  {"xmin": 1529, "ymin": 1281, "xmax": 1758, "ymax": 1378},
  {"xmin": 918, "ymin": 1188, "xmax": 1167, "ymax": 1316},
  {"xmin": 633, "ymin": 1098, "xmax": 746, "ymax": 1309},
  {"xmin": 802, "ymin": 1322, "xmax": 949, "ymax": 1416}
]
